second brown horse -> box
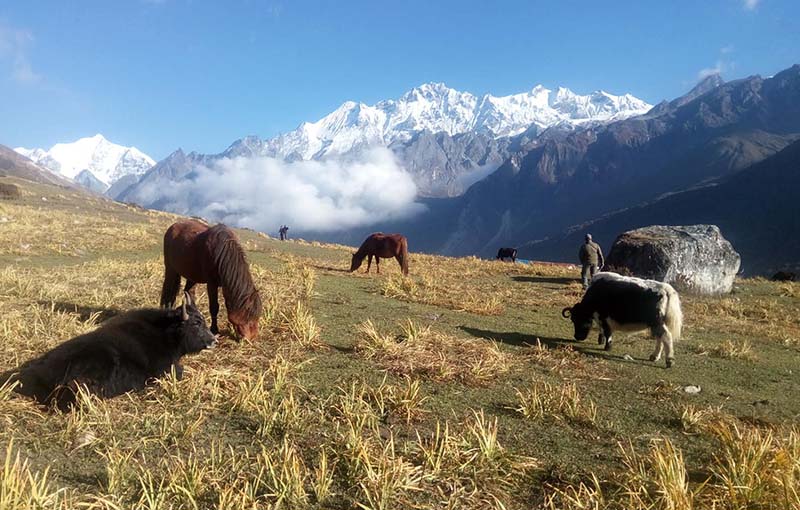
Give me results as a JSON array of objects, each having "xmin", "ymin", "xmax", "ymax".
[
  {"xmin": 350, "ymin": 233, "xmax": 409, "ymax": 275},
  {"xmin": 160, "ymin": 220, "xmax": 262, "ymax": 339}
]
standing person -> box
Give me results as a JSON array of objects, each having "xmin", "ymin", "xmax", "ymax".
[
  {"xmin": 279, "ymin": 226, "xmax": 286, "ymax": 241},
  {"xmin": 283, "ymin": 225, "xmax": 289, "ymax": 240},
  {"xmin": 579, "ymin": 234, "xmax": 604, "ymax": 289}
]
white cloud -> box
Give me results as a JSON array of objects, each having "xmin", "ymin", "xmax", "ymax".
[
  {"xmin": 0, "ymin": 23, "xmax": 41, "ymax": 84},
  {"xmin": 743, "ymin": 0, "xmax": 760, "ymax": 10},
  {"xmin": 720, "ymin": 44, "xmax": 734, "ymax": 54},
  {"xmin": 135, "ymin": 148, "xmax": 425, "ymax": 233},
  {"xmin": 698, "ymin": 61, "xmax": 724, "ymax": 80}
]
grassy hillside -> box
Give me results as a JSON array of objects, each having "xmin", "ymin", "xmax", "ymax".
[{"xmin": 1, "ymin": 175, "xmax": 799, "ymax": 509}]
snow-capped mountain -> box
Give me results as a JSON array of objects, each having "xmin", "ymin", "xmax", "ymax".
[
  {"xmin": 121, "ymin": 81, "xmax": 651, "ymax": 205},
  {"xmin": 15, "ymin": 134, "xmax": 155, "ymax": 193},
  {"xmin": 244, "ymin": 82, "xmax": 651, "ymax": 160}
]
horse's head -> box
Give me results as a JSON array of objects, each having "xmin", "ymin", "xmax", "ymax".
[
  {"xmin": 228, "ymin": 310, "xmax": 259, "ymax": 340},
  {"xmin": 561, "ymin": 302, "xmax": 592, "ymax": 341},
  {"xmin": 350, "ymin": 252, "xmax": 362, "ymax": 272}
]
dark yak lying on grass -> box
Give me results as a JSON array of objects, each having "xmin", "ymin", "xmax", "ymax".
[{"xmin": 0, "ymin": 292, "xmax": 216, "ymax": 410}]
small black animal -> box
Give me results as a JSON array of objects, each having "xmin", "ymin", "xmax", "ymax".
[
  {"xmin": 772, "ymin": 271, "xmax": 796, "ymax": 282},
  {"xmin": 496, "ymin": 247, "xmax": 518, "ymax": 262},
  {"xmin": 0, "ymin": 292, "xmax": 216, "ymax": 410}
]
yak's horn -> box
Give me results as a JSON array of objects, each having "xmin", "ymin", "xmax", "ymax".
[{"xmin": 181, "ymin": 294, "xmax": 190, "ymax": 321}]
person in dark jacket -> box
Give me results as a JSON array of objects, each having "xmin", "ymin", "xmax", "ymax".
[{"xmin": 579, "ymin": 234, "xmax": 604, "ymax": 288}]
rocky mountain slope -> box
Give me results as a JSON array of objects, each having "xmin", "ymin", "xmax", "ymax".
[
  {"xmin": 522, "ymin": 138, "xmax": 800, "ymax": 275},
  {"xmin": 0, "ymin": 145, "xmax": 77, "ymax": 188},
  {"xmin": 388, "ymin": 65, "xmax": 800, "ymax": 259}
]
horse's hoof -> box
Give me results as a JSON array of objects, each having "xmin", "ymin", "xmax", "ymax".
[
  {"xmin": 603, "ymin": 342, "xmax": 612, "ymax": 351},
  {"xmin": 597, "ymin": 336, "xmax": 605, "ymax": 345},
  {"xmin": 649, "ymin": 354, "xmax": 658, "ymax": 362},
  {"xmin": 666, "ymin": 358, "xmax": 674, "ymax": 368}
]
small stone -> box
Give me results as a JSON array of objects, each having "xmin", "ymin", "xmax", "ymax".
[
  {"xmin": 623, "ymin": 354, "xmax": 634, "ymax": 361},
  {"xmin": 41, "ymin": 196, "xmax": 48, "ymax": 201},
  {"xmin": 683, "ymin": 385, "xmax": 702, "ymax": 394}
]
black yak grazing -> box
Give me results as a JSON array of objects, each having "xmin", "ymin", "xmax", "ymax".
[
  {"xmin": 562, "ymin": 272, "xmax": 683, "ymax": 368},
  {"xmin": 0, "ymin": 292, "xmax": 216, "ymax": 410}
]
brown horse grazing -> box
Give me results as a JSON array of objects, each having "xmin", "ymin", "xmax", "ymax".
[
  {"xmin": 350, "ymin": 233, "xmax": 409, "ymax": 276},
  {"xmin": 160, "ymin": 220, "xmax": 262, "ymax": 339}
]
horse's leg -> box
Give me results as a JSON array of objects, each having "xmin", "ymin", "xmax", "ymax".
[
  {"xmin": 395, "ymin": 254, "xmax": 404, "ymax": 273},
  {"xmin": 376, "ymin": 256, "xmax": 380, "ymax": 274},
  {"xmin": 366, "ymin": 255, "xmax": 372, "ymax": 273},
  {"xmin": 208, "ymin": 283, "xmax": 220, "ymax": 335},
  {"xmin": 160, "ymin": 267, "xmax": 182, "ymax": 308}
]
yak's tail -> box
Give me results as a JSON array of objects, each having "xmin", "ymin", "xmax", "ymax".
[
  {"xmin": 400, "ymin": 237, "xmax": 409, "ymax": 276},
  {"xmin": 663, "ymin": 284, "xmax": 683, "ymax": 341}
]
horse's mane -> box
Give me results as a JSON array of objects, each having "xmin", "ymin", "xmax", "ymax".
[{"xmin": 206, "ymin": 225, "xmax": 262, "ymax": 322}]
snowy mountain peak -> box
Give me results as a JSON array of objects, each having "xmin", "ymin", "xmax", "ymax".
[
  {"xmin": 245, "ymin": 82, "xmax": 651, "ymax": 161},
  {"xmin": 14, "ymin": 134, "xmax": 155, "ymax": 192}
]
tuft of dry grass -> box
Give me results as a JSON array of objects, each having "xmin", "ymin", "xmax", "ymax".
[
  {"xmin": 354, "ymin": 319, "xmax": 512, "ymax": 385},
  {"xmin": 618, "ymin": 438, "xmax": 695, "ymax": 510},
  {"xmin": 705, "ymin": 420, "xmax": 799, "ymax": 509},
  {"xmin": 513, "ymin": 380, "xmax": 598, "ymax": 426},
  {"xmin": 1, "ymin": 440, "xmax": 68, "ymax": 509}
]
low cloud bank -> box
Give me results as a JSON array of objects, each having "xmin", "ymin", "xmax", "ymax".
[{"xmin": 140, "ymin": 147, "xmax": 425, "ymax": 234}]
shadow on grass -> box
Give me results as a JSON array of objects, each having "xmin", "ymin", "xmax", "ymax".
[
  {"xmin": 511, "ymin": 275, "xmax": 579, "ymax": 285},
  {"xmin": 41, "ymin": 301, "xmax": 120, "ymax": 323},
  {"xmin": 310, "ymin": 264, "xmax": 351, "ymax": 273},
  {"xmin": 459, "ymin": 325, "xmax": 658, "ymax": 367},
  {"xmin": 459, "ymin": 325, "xmax": 570, "ymax": 348}
]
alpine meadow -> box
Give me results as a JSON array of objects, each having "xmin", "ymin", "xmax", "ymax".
[{"xmin": 2, "ymin": 1, "xmax": 800, "ymax": 509}]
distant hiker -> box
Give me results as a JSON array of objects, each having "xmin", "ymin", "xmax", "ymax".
[
  {"xmin": 279, "ymin": 225, "xmax": 289, "ymax": 241},
  {"xmin": 579, "ymin": 234, "xmax": 604, "ymax": 289}
]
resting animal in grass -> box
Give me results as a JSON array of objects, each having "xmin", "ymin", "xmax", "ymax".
[
  {"xmin": 0, "ymin": 292, "xmax": 216, "ymax": 410},
  {"xmin": 561, "ymin": 272, "xmax": 683, "ymax": 368}
]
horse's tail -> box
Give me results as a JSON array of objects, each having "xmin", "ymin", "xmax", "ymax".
[
  {"xmin": 160, "ymin": 266, "xmax": 182, "ymax": 308},
  {"xmin": 400, "ymin": 237, "xmax": 409, "ymax": 276},
  {"xmin": 663, "ymin": 284, "xmax": 683, "ymax": 341},
  {"xmin": 160, "ymin": 232, "xmax": 182, "ymax": 308}
]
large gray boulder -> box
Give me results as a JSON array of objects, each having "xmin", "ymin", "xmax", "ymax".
[{"xmin": 605, "ymin": 225, "xmax": 741, "ymax": 295}]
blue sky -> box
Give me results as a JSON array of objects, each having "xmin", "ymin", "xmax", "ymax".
[{"xmin": 1, "ymin": 0, "xmax": 798, "ymax": 160}]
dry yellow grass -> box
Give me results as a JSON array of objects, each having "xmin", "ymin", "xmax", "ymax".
[
  {"xmin": 354, "ymin": 319, "xmax": 513, "ymax": 385},
  {"xmin": 513, "ymin": 380, "xmax": 598, "ymax": 425}
]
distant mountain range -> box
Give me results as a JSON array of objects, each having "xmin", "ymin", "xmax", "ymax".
[
  {"xmin": 369, "ymin": 64, "xmax": 800, "ymax": 274},
  {"xmin": 15, "ymin": 134, "xmax": 154, "ymax": 194},
  {"xmin": 11, "ymin": 65, "xmax": 800, "ymax": 274},
  {"xmin": 118, "ymin": 82, "xmax": 651, "ymax": 202},
  {"xmin": 239, "ymin": 82, "xmax": 651, "ymax": 160}
]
